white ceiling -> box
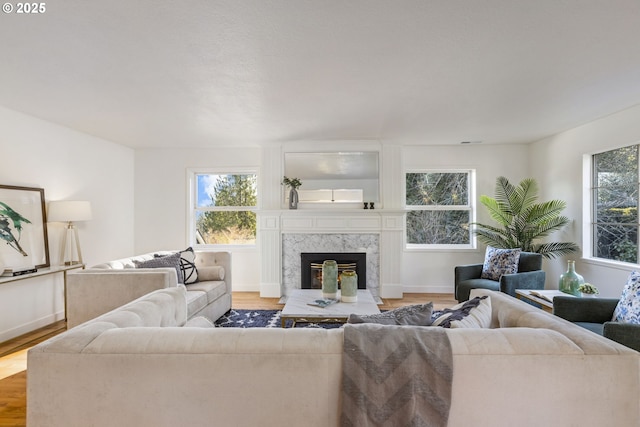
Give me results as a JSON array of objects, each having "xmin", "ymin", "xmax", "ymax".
[{"xmin": 1, "ymin": 1, "xmax": 640, "ymax": 149}]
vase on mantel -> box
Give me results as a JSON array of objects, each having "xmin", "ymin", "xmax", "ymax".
[
  {"xmin": 288, "ymin": 188, "xmax": 299, "ymax": 210},
  {"xmin": 321, "ymin": 260, "xmax": 338, "ymax": 299},
  {"xmin": 559, "ymin": 260, "xmax": 584, "ymax": 296}
]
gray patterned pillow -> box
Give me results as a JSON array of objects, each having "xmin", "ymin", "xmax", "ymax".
[
  {"xmin": 432, "ymin": 296, "xmax": 491, "ymax": 328},
  {"xmin": 134, "ymin": 252, "xmax": 184, "ymax": 283},
  {"xmin": 480, "ymin": 246, "xmax": 521, "ymax": 280},
  {"xmin": 347, "ymin": 302, "xmax": 433, "ymax": 326}
]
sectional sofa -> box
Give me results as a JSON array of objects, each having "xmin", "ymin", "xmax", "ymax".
[
  {"xmin": 27, "ymin": 287, "xmax": 639, "ymax": 426},
  {"xmin": 65, "ymin": 250, "xmax": 231, "ymax": 328}
]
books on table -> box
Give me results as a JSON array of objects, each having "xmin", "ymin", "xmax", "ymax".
[
  {"xmin": 307, "ymin": 298, "xmax": 338, "ymax": 308},
  {"xmin": 529, "ymin": 290, "xmax": 574, "ymax": 303}
]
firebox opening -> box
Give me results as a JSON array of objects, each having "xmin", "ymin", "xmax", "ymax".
[{"xmin": 300, "ymin": 252, "xmax": 366, "ymax": 290}]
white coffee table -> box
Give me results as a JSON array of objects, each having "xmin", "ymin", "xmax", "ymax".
[{"xmin": 280, "ymin": 289, "xmax": 380, "ymax": 328}]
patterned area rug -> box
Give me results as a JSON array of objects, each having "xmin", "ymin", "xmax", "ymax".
[{"xmin": 214, "ymin": 309, "xmax": 343, "ymax": 328}]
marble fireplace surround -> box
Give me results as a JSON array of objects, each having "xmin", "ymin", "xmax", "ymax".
[{"xmin": 282, "ymin": 233, "xmax": 380, "ymax": 299}]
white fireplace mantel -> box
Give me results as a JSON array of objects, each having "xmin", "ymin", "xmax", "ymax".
[{"xmin": 258, "ymin": 209, "xmax": 405, "ymax": 299}]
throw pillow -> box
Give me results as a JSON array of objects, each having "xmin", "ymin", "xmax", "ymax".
[
  {"xmin": 347, "ymin": 302, "xmax": 433, "ymax": 326},
  {"xmin": 612, "ymin": 271, "xmax": 640, "ymax": 324},
  {"xmin": 134, "ymin": 252, "xmax": 184, "ymax": 284},
  {"xmin": 178, "ymin": 247, "xmax": 199, "ymax": 284},
  {"xmin": 480, "ymin": 246, "xmax": 521, "ymax": 281},
  {"xmin": 432, "ymin": 296, "xmax": 491, "ymax": 328}
]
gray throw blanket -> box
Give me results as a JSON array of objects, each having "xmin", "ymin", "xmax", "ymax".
[{"xmin": 341, "ymin": 324, "xmax": 453, "ymax": 427}]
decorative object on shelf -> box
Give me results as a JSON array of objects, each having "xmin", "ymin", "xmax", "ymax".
[
  {"xmin": 578, "ymin": 283, "xmax": 599, "ymax": 298},
  {"xmin": 282, "ymin": 176, "xmax": 302, "ymax": 210},
  {"xmin": 47, "ymin": 200, "xmax": 92, "ymax": 265},
  {"xmin": 341, "ymin": 270, "xmax": 358, "ymax": 302},
  {"xmin": 472, "ymin": 176, "xmax": 579, "ymax": 259},
  {"xmin": 559, "ymin": 260, "xmax": 584, "ymax": 296},
  {"xmin": 363, "ymin": 202, "xmax": 369, "ymax": 209},
  {"xmin": 369, "ymin": 202, "xmax": 375, "ymax": 209},
  {"xmin": 0, "ymin": 184, "xmax": 50, "ymax": 269},
  {"xmin": 321, "ymin": 259, "xmax": 338, "ymax": 299}
]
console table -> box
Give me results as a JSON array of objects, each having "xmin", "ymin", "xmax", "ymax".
[{"xmin": 0, "ymin": 264, "xmax": 85, "ymax": 321}]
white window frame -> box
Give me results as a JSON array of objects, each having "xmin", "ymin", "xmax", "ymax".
[
  {"xmin": 404, "ymin": 169, "xmax": 476, "ymax": 251},
  {"xmin": 187, "ymin": 168, "xmax": 259, "ymax": 250},
  {"xmin": 583, "ymin": 145, "xmax": 640, "ymax": 267}
]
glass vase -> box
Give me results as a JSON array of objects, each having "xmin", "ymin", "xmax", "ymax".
[
  {"xmin": 559, "ymin": 260, "xmax": 584, "ymax": 296},
  {"xmin": 341, "ymin": 270, "xmax": 358, "ymax": 302},
  {"xmin": 288, "ymin": 188, "xmax": 298, "ymax": 209},
  {"xmin": 321, "ymin": 260, "xmax": 338, "ymax": 299}
]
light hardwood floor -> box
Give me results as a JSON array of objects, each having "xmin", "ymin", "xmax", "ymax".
[{"xmin": 0, "ymin": 292, "xmax": 456, "ymax": 427}]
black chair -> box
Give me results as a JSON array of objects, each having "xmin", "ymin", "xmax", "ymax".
[
  {"xmin": 553, "ymin": 296, "xmax": 640, "ymax": 352},
  {"xmin": 454, "ymin": 252, "xmax": 545, "ymax": 302}
]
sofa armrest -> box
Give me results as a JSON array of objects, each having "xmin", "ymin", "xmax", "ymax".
[
  {"xmin": 455, "ymin": 264, "xmax": 483, "ymax": 283},
  {"xmin": 553, "ymin": 297, "xmax": 619, "ymax": 323},
  {"xmin": 66, "ymin": 268, "xmax": 179, "ymax": 328},
  {"xmin": 500, "ymin": 270, "xmax": 546, "ymax": 297},
  {"xmin": 604, "ymin": 322, "xmax": 640, "ymax": 352}
]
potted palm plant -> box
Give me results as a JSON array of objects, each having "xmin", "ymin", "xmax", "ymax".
[{"xmin": 473, "ymin": 176, "xmax": 579, "ymax": 259}]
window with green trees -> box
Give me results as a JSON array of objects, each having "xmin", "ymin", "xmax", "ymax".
[
  {"xmin": 193, "ymin": 173, "xmax": 257, "ymax": 245},
  {"xmin": 592, "ymin": 145, "xmax": 639, "ymax": 263},
  {"xmin": 405, "ymin": 171, "xmax": 474, "ymax": 248}
]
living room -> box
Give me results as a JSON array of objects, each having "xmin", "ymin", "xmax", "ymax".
[{"xmin": 1, "ymin": 2, "xmax": 640, "ymax": 425}]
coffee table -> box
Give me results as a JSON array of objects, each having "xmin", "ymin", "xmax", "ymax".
[
  {"xmin": 280, "ymin": 289, "xmax": 380, "ymax": 327},
  {"xmin": 516, "ymin": 289, "xmax": 573, "ymax": 313}
]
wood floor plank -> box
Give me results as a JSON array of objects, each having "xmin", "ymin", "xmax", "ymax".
[{"xmin": 0, "ymin": 292, "xmax": 455, "ymax": 426}]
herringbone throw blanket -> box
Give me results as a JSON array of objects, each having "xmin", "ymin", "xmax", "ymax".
[{"xmin": 341, "ymin": 324, "xmax": 453, "ymax": 427}]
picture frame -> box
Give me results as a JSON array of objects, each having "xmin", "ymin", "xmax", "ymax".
[{"xmin": 0, "ymin": 185, "xmax": 50, "ymax": 269}]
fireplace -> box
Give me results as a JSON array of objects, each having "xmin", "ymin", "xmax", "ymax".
[{"xmin": 300, "ymin": 252, "xmax": 367, "ymax": 290}]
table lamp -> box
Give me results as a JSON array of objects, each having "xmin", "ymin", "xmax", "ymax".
[{"xmin": 47, "ymin": 200, "xmax": 92, "ymax": 265}]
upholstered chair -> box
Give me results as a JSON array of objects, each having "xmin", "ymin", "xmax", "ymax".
[
  {"xmin": 554, "ymin": 296, "xmax": 640, "ymax": 352},
  {"xmin": 454, "ymin": 252, "xmax": 545, "ymax": 302}
]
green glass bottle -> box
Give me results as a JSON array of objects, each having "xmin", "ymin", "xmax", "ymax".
[
  {"xmin": 341, "ymin": 270, "xmax": 358, "ymax": 303},
  {"xmin": 559, "ymin": 260, "xmax": 584, "ymax": 296}
]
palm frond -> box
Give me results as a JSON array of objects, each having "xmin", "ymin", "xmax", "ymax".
[{"xmin": 532, "ymin": 242, "xmax": 581, "ymax": 259}]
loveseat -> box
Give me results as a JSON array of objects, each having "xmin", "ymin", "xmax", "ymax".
[
  {"xmin": 65, "ymin": 249, "xmax": 231, "ymax": 328},
  {"xmin": 28, "ymin": 287, "xmax": 638, "ymax": 426}
]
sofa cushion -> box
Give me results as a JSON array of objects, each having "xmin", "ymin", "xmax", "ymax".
[
  {"xmin": 185, "ymin": 290, "xmax": 208, "ymax": 316},
  {"xmin": 432, "ymin": 296, "xmax": 491, "ymax": 328},
  {"xmin": 612, "ymin": 270, "xmax": 640, "ymax": 324},
  {"xmin": 134, "ymin": 252, "xmax": 184, "ymax": 283},
  {"xmin": 481, "ymin": 246, "xmax": 521, "ymax": 280},
  {"xmin": 347, "ymin": 302, "xmax": 433, "ymax": 325},
  {"xmin": 186, "ymin": 281, "xmax": 227, "ymax": 304}
]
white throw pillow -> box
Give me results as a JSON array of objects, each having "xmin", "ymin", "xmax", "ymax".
[
  {"xmin": 432, "ymin": 296, "xmax": 492, "ymax": 328},
  {"xmin": 612, "ymin": 271, "xmax": 640, "ymax": 324}
]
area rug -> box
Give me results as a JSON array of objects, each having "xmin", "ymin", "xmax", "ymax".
[{"xmin": 214, "ymin": 309, "xmax": 343, "ymax": 328}]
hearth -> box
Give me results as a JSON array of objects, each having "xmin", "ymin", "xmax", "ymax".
[{"xmin": 300, "ymin": 252, "xmax": 366, "ymax": 290}]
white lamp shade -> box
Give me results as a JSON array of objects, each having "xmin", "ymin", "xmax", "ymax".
[{"xmin": 47, "ymin": 201, "xmax": 92, "ymax": 223}]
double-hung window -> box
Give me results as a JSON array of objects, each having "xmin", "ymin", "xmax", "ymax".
[
  {"xmin": 591, "ymin": 145, "xmax": 639, "ymax": 263},
  {"xmin": 405, "ymin": 170, "xmax": 475, "ymax": 249},
  {"xmin": 190, "ymin": 171, "xmax": 258, "ymax": 246}
]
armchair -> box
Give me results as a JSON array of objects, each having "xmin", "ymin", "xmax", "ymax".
[
  {"xmin": 454, "ymin": 252, "xmax": 545, "ymax": 302},
  {"xmin": 553, "ymin": 296, "xmax": 640, "ymax": 352}
]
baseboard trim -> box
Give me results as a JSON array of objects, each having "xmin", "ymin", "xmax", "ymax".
[
  {"xmin": 0, "ymin": 311, "xmax": 64, "ymax": 343},
  {"xmin": 403, "ymin": 285, "xmax": 454, "ymax": 294}
]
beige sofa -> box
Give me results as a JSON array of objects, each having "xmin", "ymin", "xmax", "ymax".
[
  {"xmin": 65, "ymin": 250, "xmax": 231, "ymax": 328},
  {"xmin": 28, "ymin": 288, "xmax": 639, "ymax": 427}
]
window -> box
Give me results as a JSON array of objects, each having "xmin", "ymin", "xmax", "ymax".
[
  {"xmin": 405, "ymin": 171, "xmax": 474, "ymax": 248},
  {"xmin": 591, "ymin": 145, "xmax": 639, "ymax": 263},
  {"xmin": 190, "ymin": 171, "xmax": 257, "ymax": 246}
]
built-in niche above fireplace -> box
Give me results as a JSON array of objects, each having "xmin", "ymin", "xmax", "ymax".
[{"xmin": 300, "ymin": 252, "xmax": 367, "ymax": 290}]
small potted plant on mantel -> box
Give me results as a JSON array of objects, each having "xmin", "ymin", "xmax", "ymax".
[
  {"xmin": 282, "ymin": 176, "xmax": 302, "ymax": 210},
  {"xmin": 577, "ymin": 283, "xmax": 599, "ymax": 298}
]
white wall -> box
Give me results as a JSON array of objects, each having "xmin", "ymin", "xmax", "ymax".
[
  {"xmin": 530, "ymin": 104, "xmax": 640, "ymax": 298},
  {"xmin": 0, "ymin": 106, "xmax": 134, "ymax": 341},
  {"xmin": 134, "ymin": 147, "xmax": 262, "ymax": 291},
  {"xmin": 401, "ymin": 144, "xmax": 531, "ymax": 293}
]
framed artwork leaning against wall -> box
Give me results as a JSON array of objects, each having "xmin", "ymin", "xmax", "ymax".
[{"xmin": 0, "ymin": 184, "xmax": 50, "ymax": 270}]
